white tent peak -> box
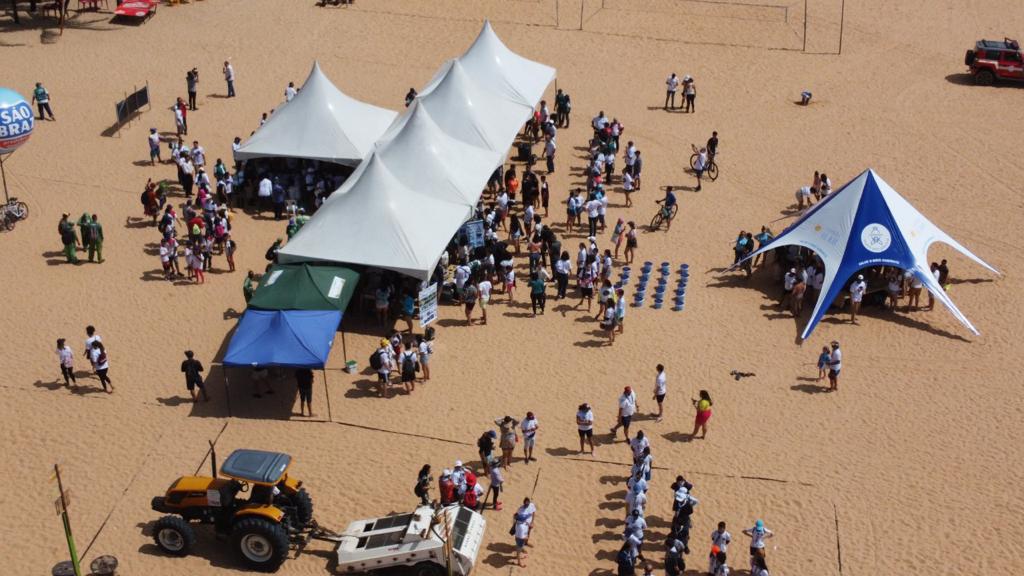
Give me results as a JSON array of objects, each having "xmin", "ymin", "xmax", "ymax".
[
  {"xmin": 460, "ymin": 20, "xmax": 555, "ymax": 107},
  {"xmin": 734, "ymin": 168, "xmax": 999, "ymax": 339},
  {"xmin": 233, "ymin": 61, "xmax": 397, "ymax": 166}
]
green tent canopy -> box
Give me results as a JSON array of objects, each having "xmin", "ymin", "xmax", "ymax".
[{"xmin": 249, "ymin": 264, "xmax": 361, "ymax": 314}]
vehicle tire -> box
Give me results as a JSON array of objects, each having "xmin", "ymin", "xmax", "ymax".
[
  {"xmin": 412, "ymin": 561, "xmax": 445, "ymax": 576},
  {"xmin": 290, "ymin": 488, "xmax": 313, "ymax": 526},
  {"xmin": 15, "ymin": 202, "xmax": 28, "ymax": 220},
  {"xmin": 153, "ymin": 515, "xmax": 196, "ymax": 557},
  {"xmin": 650, "ymin": 212, "xmax": 663, "ymax": 230},
  {"xmin": 231, "ymin": 517, "xmax": 289, "ymax": 572},
  {"xmin": 707, "ymin": 163, "xmax": 719, "ymax": 182},
  {"xmin": 975, "ymin": 70, "xmax": 995, "ymax": 86},
  {"xmin": 688, "ymin": 153, "xmax": 698, "ymax": 170}
]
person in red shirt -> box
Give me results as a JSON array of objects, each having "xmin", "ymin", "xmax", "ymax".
[{"xmin": 438, "ymin": 469, "xmax": 455, "ymax": 505}]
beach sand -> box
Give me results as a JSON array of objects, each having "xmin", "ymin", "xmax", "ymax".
[{"xmin": 2, "ymin": 0, "xmax": 1023, "ymax": 574}]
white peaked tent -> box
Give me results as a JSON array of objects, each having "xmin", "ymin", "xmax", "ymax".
[
  {"xmin": 233, "ymin": 62, "xmax": 397, "ymax": 166},
  {"xmin": 278, "ymin": 21, "xmax": 555, "ymax": 280},
  {"xmin": 417, "ymin": 59, "xmax": 527, "ymax": 152},
  {"xmin": 733, "ymin": 169, "xmax": 999, "ymax": 340},
  {"xmin": 375, "ymin": 99, "xmax": 502, "ymax": 208},
  {"xmin": 459, "ymin": 20, "xmax": 556, "ymax": 109},
  {"xmin": 277, "ymin": 151, "xmax": 471, "ymax": 279}
]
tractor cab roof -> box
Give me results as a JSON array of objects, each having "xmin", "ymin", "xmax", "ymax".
[
  {"xmin": 977, "ymin": 39, "xmax": 1020, "ymax": 52},
  {"xmin": 220, "ymin": 449, "xmax": 291, "ymax": 486}
]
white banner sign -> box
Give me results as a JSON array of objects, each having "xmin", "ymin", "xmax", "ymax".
[{"xmin": 418, "ymin": 283, "xmax": 438, "ymax": 328}]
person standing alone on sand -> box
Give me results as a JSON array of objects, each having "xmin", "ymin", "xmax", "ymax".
[
  {"xmin": 223, "ymin": 61, "xmax": 236, "ymax": 97},
  {"xmin": 521, "ymin": 411, "xmax": 539, "ymax": 463},
  {"xmin": 827, "ymin": 341, "xmax": 841, "ymax": 391},
  {"xmin": 691, "ymin": 390, "xmax": 712, "ymax": 438},
  {"xmin": 180, "ymin": 350, "xmax": 209, "ymax": 403},
  {"xmin": 56, "ymin": 339, "xmax": 76, "ymax": 387},
  {"xmin": 32, "ymin": 82, "xmax": 55, "ymax": 120},
  {"xmin": 611, "ymin": 386, "xmax": 637, "ymax": 440},
  {"xmin": 577, "ymin": 403, "xmax": 595, "ymax": 454},
  {"xmin": 652, "ymin": 364, "xmax": 667, "ymax": 422}
]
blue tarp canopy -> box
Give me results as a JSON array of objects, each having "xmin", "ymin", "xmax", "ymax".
[{"xmin": 223, "ymin": 309, "xmax": 341, "ymax": 368}]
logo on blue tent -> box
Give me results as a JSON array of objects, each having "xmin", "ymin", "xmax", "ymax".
[{"xmin": 860, "ymin": 223, "xmax": 892, "ymax": 253}]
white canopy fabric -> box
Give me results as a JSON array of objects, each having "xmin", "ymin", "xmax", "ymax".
[
  {"xmin": 459, "ymin": 20, "xmax": 556, "ymax": 110},
  {"xmin": 233, "ymin": 62, "xmax": 397, "ymax": 166},
  {"xmin": 375, "ymin": 99, "xmax": 502, "ymax": 208},
  {"xmin": 417, "ymin": 58, "xmax": 528, "ymax": 152},
  {"xmin": 277, "ymin": 152, "xmax": 471, "ymax": 280},
  {"xmin": 732, "ymin": 169, "xmax": 999, "ymax": 340},
  {"xmin": 279, "ymin": 22, "xmax": 555, "ymax": 279}
]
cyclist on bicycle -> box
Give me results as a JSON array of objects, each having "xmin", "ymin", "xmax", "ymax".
[
  {"xmin": 706, "ymin": 131, "xmax": 718, "ymax": 163},
  {"xmin": 655, "ymin": 186, "xmax": 678, "ymax": 230}
]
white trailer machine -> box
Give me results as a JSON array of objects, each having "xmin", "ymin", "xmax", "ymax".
[{"xmin": 334, "ymin": 504, "xmax": 486, "ymax": 576}]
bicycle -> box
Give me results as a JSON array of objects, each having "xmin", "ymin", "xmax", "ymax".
[
  {"xmin": 650, "ymin": 201, "xmax": 679, "ymax": 230},
  {"xmin": 689, "ymin": 144, "xmax": 719, "ymax": 182},
  {"xmin": 2, "ymin": 197, "xmax": 29, "ymax": 231}
]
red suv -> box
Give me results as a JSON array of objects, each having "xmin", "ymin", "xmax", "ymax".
[{"xmin": 965, "ymin": 38, "xmax": 1024, "ymax": 85}]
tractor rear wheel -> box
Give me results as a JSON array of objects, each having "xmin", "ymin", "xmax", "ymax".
[
  {"xmin": 231, "ymin": 517, "xmax": 289, "ymax": 572},
  {"xmin": 413, "ymin": 561, "xmax": 445, "ymax": 576},
  {"xmin": 975, "ymin": 70, "xmax": 995, "ymax": 86},
  {"xmin": 153, "ymin": 515, "xmax": 196, "ymax": 557}
]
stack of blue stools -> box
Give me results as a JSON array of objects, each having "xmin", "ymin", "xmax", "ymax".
[
  {"xmin": 633, "ymin": 261, "xmax": 652, "ymax": 307},
  {"xmin": 673, "ymin": 264, "xmax": 689, "ymax": 311},
  {"xmin": 653, "ymin": 262, "xmax": 671, "ymax": 309}
]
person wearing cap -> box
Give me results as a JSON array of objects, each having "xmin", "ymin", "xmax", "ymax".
[
  {"xmin": 779, "ymin": 267, "xmax": 797, "ymax": 309},
  {"xmin": 374, "ymin": 338, "xmax": 393, "ymax": 398},
  {"xmin": 477, "ymin": 430, "xmax": 497, "ymax": 472},
  {"xmin": 521, "ymin": 412, "xmax": 539, "ymax": 463},
  {"xmin": 611, "ymin": 386, "xmax": 638, "ymax": 440},
  {"xmin": 451, "ymin": 460, "xmax": 467, "ymax": 496},
  {"xmin": 827, "ymin": 341, "xmax": 842, "ymax": 391},
  {"xmin": 849, "ymin": 274, "xmax": 867, "ymax": 323},
  {"xmin": 438, "ymin": 469, "xmax": 455, "ymax": 505},
  {"xmin": 494, "ymin": 415, "xmax": 520, "ymax": 469},
  {"xmin": 576, "ymin": 402, "xmax": 595, "ymax": 454},
  {"xmin": 742, "ymin": 520, "xmax": 774, "ymax": 572}
]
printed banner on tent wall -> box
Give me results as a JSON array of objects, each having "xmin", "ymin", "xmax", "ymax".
[
  {"xmin": 460, "ymin": 219, "xmax": 486, "ymax": 249},
  {"xmin": 418, "ymin": 283, "xmax": 438, "ymax": 328}
]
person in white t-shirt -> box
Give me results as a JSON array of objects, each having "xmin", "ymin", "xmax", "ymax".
[
  {"xmin": 710, "ymin": 521, "xmax": 732, "ymax": 573},
  {"xmin": 520, "ymin": 412, "xmax": 539, "ymax": 463},
  {"xmin": 84, "ymin": 325, "xmax": 102, "ymax": 365},
  {"xmin": 56, "ymin": 338, "xmax": 76, "ymax": 387},
  {"xmin": 576, "ymin": 403, "xmax": 595, "ymax": 454},
  {"xmin": 665, "ymin": 73, "xmax": 680, "ymax": 109},
  {"xmin": 89, "ymin": 341, "xmax": 113, "ymax": 393},
  {"xmin": 796, "ymin": 185, "xmax": 813, "ymax": 210},
  {"xmin": 477, "ymin": 278, "xmax": 492, "ymax": 325},
  {"xmin": 611, "ymin": 386, "xmax": 637, "ymax": 440},
  {"xmin": 652, "ymin": 364, "xmax": 667, "ymax": 422},
  {"xmin": 629, "ymin": 430, "xmax": 650, "ymax": 461},
  {"xmin": 780, "ymin": 268, "xmax": 797, "ymax": 309},
  {"xmin": 827, "ymin": 341, "xmax": 842, "ymax": 391},
  {"xmin": 849, "ymin": 274, "xmax": 867, "ymax": 323},
  {"xmin": 284, "ymin": 82, "xmax": 297, "ymax": 102},
  {"xmin": 742, "ymin": 519, "xmax": 774, "ymax": 572}
]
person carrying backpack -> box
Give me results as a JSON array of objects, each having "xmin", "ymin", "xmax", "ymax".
[
  {"xmin": 399, "ymin": 341, "xmax": 419, "ymax": 395},
  {"xmin": 370, "ymin": 339, "xmax": 392, "ymax": 398}
]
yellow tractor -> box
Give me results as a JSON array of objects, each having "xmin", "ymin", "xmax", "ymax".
[{"xmin": 149, "ymin": 449, "xmax": 314, "ymax": 572}]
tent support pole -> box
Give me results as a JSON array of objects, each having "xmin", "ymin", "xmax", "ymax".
[
  {"xmin": 223, "ymin": 368, "xmax": 233, "ymax": 417},
  {"xmin": 342, "ymin": 329, "xmax": 348, "ymax": 363},
  {"xmin": 323, "ymin": 368, "xmax": 332, "ymax": 422}
]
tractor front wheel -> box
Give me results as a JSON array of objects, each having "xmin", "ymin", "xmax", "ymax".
[
  {"xmin": 292, "ymin": 488, "xmax": 314, "ymax": 526},
  {"xmin": 413, "ymin": 561, "xmax": 445, "ymax": 576},
  {"xmin": 231, "ymin": 517, "xmax": 290, "ymax": 572},
  {"xmin": 153, "ymin": 515, "xmax": 196, "ymax": 557}
]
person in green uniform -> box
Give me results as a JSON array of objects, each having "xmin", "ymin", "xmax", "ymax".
[
  {"xmin": 88, "ymin": 213, "xmax": 104, "ymax": 263},
  {"xmin": 58, "ymin": 214, "xmax": 78, "ymax": 264},
  {"xmin": 32, "ymin": 82, "xmax": 55, "ymax": 121},
  {"xmin": 77, "ymin": 213, "xmax": 92, "ymax": 253},
  {"xmin": 243, "ymin": 270, "xmax": 256, "ymax": 303}
]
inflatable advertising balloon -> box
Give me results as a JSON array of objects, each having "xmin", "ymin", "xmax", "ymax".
[{"xmin": 0, "ymin": 88, "xmax": 35, "ymax": 154}]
